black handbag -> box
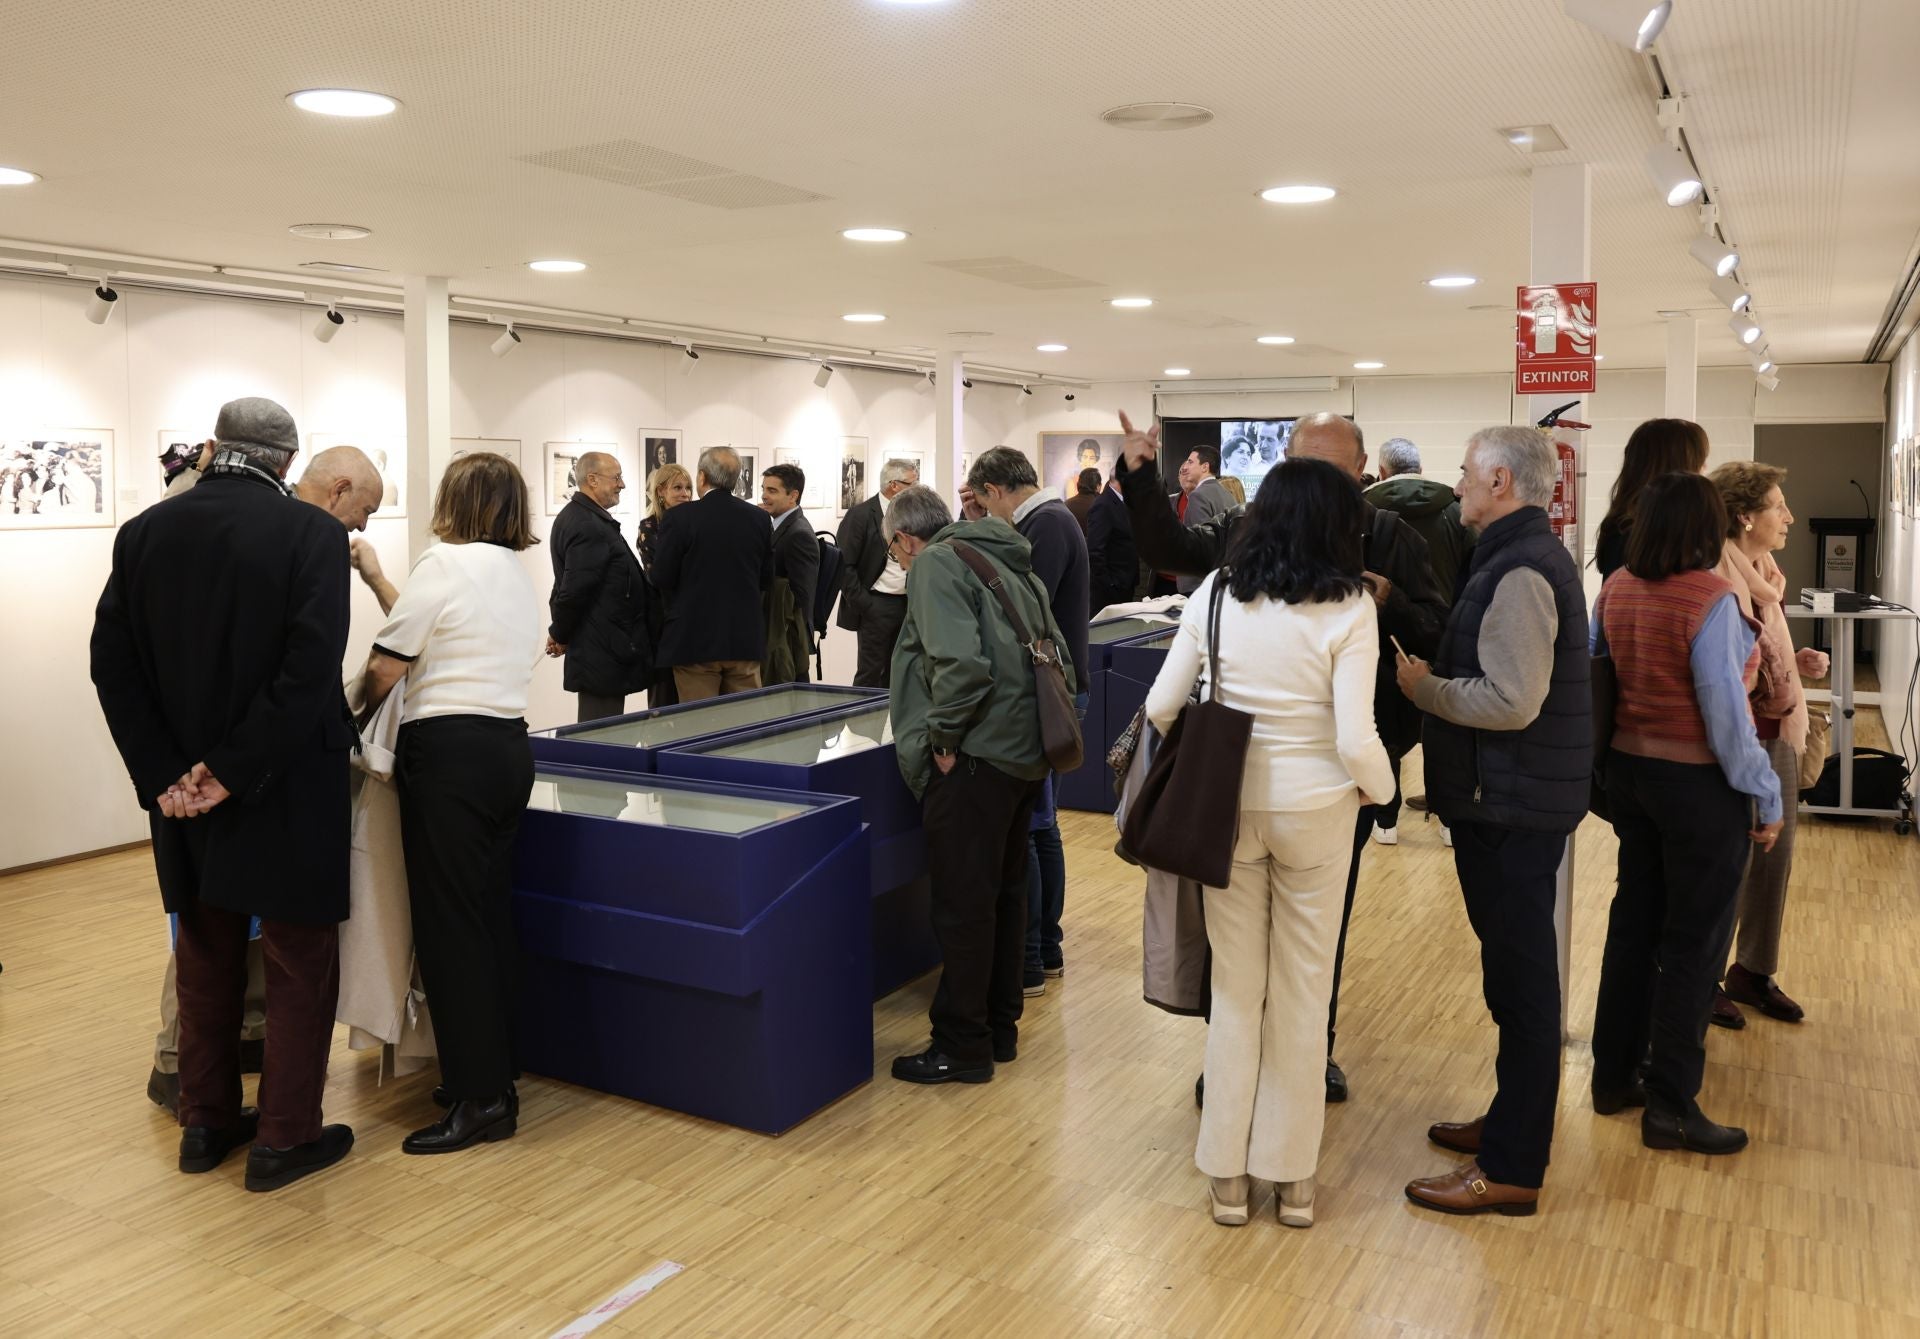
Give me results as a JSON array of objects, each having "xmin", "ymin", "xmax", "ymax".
[
  {"xmin": 950, "ymin": 541, "xmax": 1084, "ymax": 774},
  {"xmin": 1120, "ymin": 576, "xmax": 1252, "ymax": 888}
]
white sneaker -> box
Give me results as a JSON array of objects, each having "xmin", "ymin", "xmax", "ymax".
[
  {"xmin": 1371, "ymin": 824, "xmax": 1398, "ymax": 846},
  {"xmin": 1440, "ymin": 825, "xmax": 1453, "ymax": 848},
  {"xmin": 1209, "ymin": 1175, "xmax": 1250, "ymax": 1226},
  {"xmin": 1276, "ymin": 1177, "xmax": 1315, "ymax": 1228}
]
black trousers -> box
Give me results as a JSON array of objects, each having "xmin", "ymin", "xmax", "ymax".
[
  {"xmin": 1592, "ymin": 751, "xmax": 1750, "ymax": 1116},
  {"xmin": 576, "ymin": 691, "xmax": 626, "ymax": 724},
  {"xmin": 1324, "ymin": 800, "xmax": 1374, "ymax": 1054},
  {"xmin": 923, "ymin": 755, "xmax": 1042, "ymax": 1064},
  {"xmin": 1454, "ymin": 820, "xmax": 1566, "ymax": 1189},
  {"xmin": 853, "ymin": 594, "xmax": 908, "ymax": 688},
  {"xmin": 397, "ymin": 715, "xmax": 536, "ymax": 1101},
  {"xmin": 1373, "ymin": 754, "xmax": 1405, "ymax": 829}
]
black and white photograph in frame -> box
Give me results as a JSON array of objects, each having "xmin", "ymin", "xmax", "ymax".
[
  {"xmin": 452, "ymin": 438, "xmax": 524, "ymax": 473},
  {"xmin": 839, "ymin": 436, "xmax": 867, "ymax": 514},
  {"xmin": 311, "ymin": 433, "xmax": 405, "ymax": 516},
  {"xmin": 544, "ymin": 440, "xmax": 631, "ymax": 516},
  {"xmin": 1, "ymin": 431, "xmax": 114, "ymax": 528},
  {"xmin": 641, "ymin": 430, "xmax": 682, "ymax": 478},
  {"xmin": 733, "ymin": 451, "xmax": 758, "ymax": 500}
]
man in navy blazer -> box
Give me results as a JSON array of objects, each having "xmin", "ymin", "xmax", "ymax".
[
  {"xmin": 651, "ymin": 446, "xmax": 774, "ymax": 701},
  {"xmin": 1086, "ymin": 469, "xmax": 1138, "ymax": 618}
]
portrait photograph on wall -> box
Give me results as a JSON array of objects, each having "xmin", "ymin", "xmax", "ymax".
[
  {"xmin": 452, "ymin": 438, "xmax": 524, "ymax": 473},
  {"xmin": 734, "ymin": 451, "xmax": 758, "ymax": 500},
  {"xmin": 641, "ymin": 430, "xmax": 681, "ymax": 478},
  {"xmin": 839, "ymin": 437, "xmax": 867, "ymax": 514},
  {"xmin": 1039, "ymin": 430, "xmax": 1123, "ymax": 496},
  {"xmin": 311, "ymin": 433, "xmax": 405, "ymax": 517},
  {"xmin": 1, "ymin": 432, "xmax": 114, "ymax": 528},
  {"xmin": 543, "ymin": 440, "xmax": 632, "ymax": 516}
]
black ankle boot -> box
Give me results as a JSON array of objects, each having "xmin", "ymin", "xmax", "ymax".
[
  {"xmin": 403, "ymin": 1092, "xmax": 517, "ymax": 1154},
  {"xmin": 1642, "ymin": 1105, "xmax": 1748, "ymax": 1155}
]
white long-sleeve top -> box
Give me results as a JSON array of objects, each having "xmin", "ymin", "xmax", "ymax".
[{"xmin": 1145, "ymin": 572, "xmax": 1395, "ymax": 813}]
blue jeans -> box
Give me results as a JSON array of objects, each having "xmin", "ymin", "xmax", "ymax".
[{"xmin": 1024, "ymin": 692, "xmax": 1088, "ymax": 974}]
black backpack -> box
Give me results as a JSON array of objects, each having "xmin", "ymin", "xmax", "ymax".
[{"xmin": 811, "ymin": 534, "xmax": 845, "ymax": 678}]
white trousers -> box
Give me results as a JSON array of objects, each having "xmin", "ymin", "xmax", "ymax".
[{"xmin": 1196, "ymin": 795, "xmax": 1360, "ymax": 1182}]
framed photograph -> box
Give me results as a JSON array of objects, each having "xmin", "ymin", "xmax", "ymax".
[
  {"xmin": 774, "ymin": 448, "xmax": 809, "ymax": 506},
  {"xmin": 839, "ymin": 437, "xmax": 868, "ymax": 514},
  {"xmin": 734, "ymin": 451, "xmax": 758, "ymax": 500},
  {"xmin": 544, "ymin": 441, "xmax": 634, "ymax": 516},
  {"xmin": 1039, "ymin": 430, "xmax": 1123, "ymax": 497},
  {"xmin": 640, "ymin": 430, "xmax": 682, "ymax": 479},
  {"xmin": 311, "ymin": 433, "xmax": 405, "ymax": 517},
  {"xmin": 1, "ymin": 431, "xmax": 114, "ymax": 528}
]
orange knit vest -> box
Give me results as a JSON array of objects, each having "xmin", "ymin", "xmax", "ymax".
[{"xmin": 1599, "ymin": 567, "xmax": 1757, "ymax": 766}]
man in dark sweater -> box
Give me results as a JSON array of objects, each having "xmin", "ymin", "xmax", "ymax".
[
  {"xmin": 964, "ymin": 447, "xmax": 1090, "ymax": 995},
  {"xmin": 1115, "ymin": 410, "xmax": 1448, "ymax": 1103}
]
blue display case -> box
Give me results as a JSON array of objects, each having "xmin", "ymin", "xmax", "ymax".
[
  {"xmin": 656, "ymin": 701, "xmax": 938, "ymax": 999},
  {"xmin": 512, "ymin": 765, "xmax": 873, "ymax": 1134},
  {"xmin": 1104, "ymin": 627, "xmax": 1179, "ymax": 767},
  {"xmin": 529, "ymin": 683, "xmax": 882, "ymax": 775},
  {"xmin": 1058, "ymin": 617, "xmax": 1181, "ymax": 812}
]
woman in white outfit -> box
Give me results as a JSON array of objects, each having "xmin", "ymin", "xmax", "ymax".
[{"xmin": 1145, "ymin": 457, "xmax": 1394, "ymax": 1229}]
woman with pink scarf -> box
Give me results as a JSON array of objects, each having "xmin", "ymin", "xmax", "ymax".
[{"xmin": 1707, "ymin": 462, "xmax": 1830, "ymax": 1027}]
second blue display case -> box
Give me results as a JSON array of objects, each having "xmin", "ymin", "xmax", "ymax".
[
  {"xmin": 529, "ymin": 683, "xmax": 883, "ymax": 775},
  {"xmin": 1058, "ymin": 616, "xmax": 1180, "ymax": 813}
]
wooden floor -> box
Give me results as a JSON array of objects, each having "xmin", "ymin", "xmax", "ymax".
[{"xmin": 3, "ymin": 745, "xmax": 1918, "ymax": 1338}]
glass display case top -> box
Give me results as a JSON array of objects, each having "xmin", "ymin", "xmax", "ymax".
[
  {"xmin": 527, "ymin": 772, "xmax": 811, "ymax": 833},
  {"xmin": 1130, "ymin": 629, "xmax": 1179, "ymax": 651},
  {"xmin": 1090, "ymin": 616, "xmax": 1174, "ymax": 644},
  {"xmin": 560, "ymin": 686, "xmax": 870, "ymax": 748},
  {"xmin": 700, "ymin": 704, "xmax": 894, "ymax": 765}
]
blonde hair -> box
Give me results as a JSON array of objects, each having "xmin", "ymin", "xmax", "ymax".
[
  {"xmin": 1709, "ymin": 460, "xmax": 1787, "ymax": 537},
  {"xmin": 647, "ymin": 463, "xmax": 692, "ymax": 520},
  {"xmin": 1219, "ymin": 476, "xmax": 1246, "ymax": 506},
  {"xmin": 431, "ymin": 453, "xmax": 537, "ymax": 549}
]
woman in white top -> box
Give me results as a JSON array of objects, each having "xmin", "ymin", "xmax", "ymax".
[
  {"xmin": 1145, "ymin": 457, "xmax": 1395, "ymax": 1231},
  {"xmin": 362, "ymin": 453, "xmax": 546, "ymax": 1154}
]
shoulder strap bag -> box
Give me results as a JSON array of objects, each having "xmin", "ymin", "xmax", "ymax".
[
  {"xmin": 1118, "ymin": 574, "xmax": 1253, "ymax": 889},
  {"xmin": 950, "ymin": 542, "xmax": 1085, "ymax": 773}
]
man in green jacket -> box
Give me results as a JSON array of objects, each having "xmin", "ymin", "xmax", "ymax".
[{"xmin": 884, "ymin": 485, "xmax": 1076, "ymax": 1085}]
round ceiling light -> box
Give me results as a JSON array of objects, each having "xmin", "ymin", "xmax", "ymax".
[
  {"xmin": 843, "ymin": 312, "xmax": 886, "ymax": 322},
  {"xmin": 1099, "ymin": 102, "xmax": 1216, "ymax": 132},
  {"xmin": 1259, "ymin": 185, "xmax": 1337, "ymax": 204},
  {"xmin": 1256, "ymin": 335, "xmax": 1295, "ymax": 345},
  {"xmin": 842, "ymin": 227, "xmax": 909, "ymax": 242},
  {"xmin": 288, "ymin": 89, "xmax": 400, "ymax": 118},
  {"xmin": 0, "ymin": 166, "xmax": 41, "ymax": 186},
  {"xmin": 1110, "ymin": 297, "xmax": 1153, "ymax": 309},
  {"xmin": 1163, "ymin": 368, "xmax": 1191, "ymax": 377},
  {"xmin": 1427, "ymin": 275, "xmax": 1477, "ymax": 288},
  {"xmin": 1037, "ymin": 343, "xmax": 1068, "ymax": 352},
  {"xmin": 528, "ymin": 259, "xmax": 587, "ymax": 273},
  {"xmin": 289, "ymin": 222, "xmax": 372, "ymax": 240},
  {"xmin": 1353, "ymin": 361, "xmax": 1385, "ymax": 370}
]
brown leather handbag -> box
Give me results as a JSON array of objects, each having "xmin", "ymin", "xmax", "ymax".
[
  {"xmin": 950, "ymin": 541, "xmax": 1085, "ymax": 773},
  {"xmin": 1120, "ymin": 575, "xmax": 1252, "ymax": 888}
]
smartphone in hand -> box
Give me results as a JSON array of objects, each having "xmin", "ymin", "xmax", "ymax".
[{"xmin": 1390, "ymin": 634, "xmax": 1410, "ymax": 663}]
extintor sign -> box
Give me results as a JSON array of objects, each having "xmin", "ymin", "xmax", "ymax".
[{"xmin": 1515, "ymin": 283, "xmax": 1597, "ymax": 394}]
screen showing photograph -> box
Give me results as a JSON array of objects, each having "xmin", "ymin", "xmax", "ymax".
[{"xmin": 1217, "ymin": 419, "xmax": 1294, "ymax": 496}]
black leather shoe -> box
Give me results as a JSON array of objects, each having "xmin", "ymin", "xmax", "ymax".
[
  {"xmin": 1195, "ymin": 1072, "xmax": 1205, "ymax": 1109},
  {"xmin": 403, "ymin": 1094, "xmax": 518, "ymax": 1154},
  {"xmin": 245, "ymin": 1124, "xmax": 355, "ymax": 1191},
  {"xmin": 992, "ymin": 1040, "xmax": 1017, "ymax": 1064},
  {"xmin": 147, "ymin": 1067, "xmax": 180, "ymax": 1117},
  {"xmin": 890, "ymin": 1047, "xmax": 992, "ymax": 1085},
  {"xmin": 1592, "ymin": 1079, "xmax": 1648, "ymax": 1116},
  {"xmin": 1642, "ymin": 1106, "xmax": 1748, "ymax": 1155},
  {"xmin": 239, "ymin": 1038, "xmax": 266, "ymax": 1074},
  {"xmin": 1325, "ymin": 1059, "xmax": 1349, "ymax": 1103},
  {"xmin": 179, "ymin": 1108, "xmax": 259, "ymax": 1173}
]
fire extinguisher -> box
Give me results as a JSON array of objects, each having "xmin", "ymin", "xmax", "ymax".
[{"xmin": 1536, "ymin": 399, "xmax": 1590, "ymax": 552}]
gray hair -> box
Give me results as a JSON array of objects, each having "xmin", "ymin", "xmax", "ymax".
[
  {"xmin": 697, "ymin": 446, "xmax": 741, "ymax": 493},
  {"xmin": 965, "ymin": 446, "xmax": 1037, "ymax": 495},
  {"xmin": 1378, "ymin": 437, "xmax": 1421, "ymax": 476},
  {"xmin": 880, "ymin": 457, "xmax": 920, "ymax": 488},
  {"xmin": 1467, "ymin": 426, "xmax": 1557, "ymax": 506},
  {"xmin": 882, "ymin": 484, "xmax": 952, "ymax": 543},
  {"xmin": 231, "ymin": 442, "xmax": 297, "ymax": 475}
]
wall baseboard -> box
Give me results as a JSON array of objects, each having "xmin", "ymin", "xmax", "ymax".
[{"xmin": 0, "ymin": 840, "xmax": 151, "ymax": 879}]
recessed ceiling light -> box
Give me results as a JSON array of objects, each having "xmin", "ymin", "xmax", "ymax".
[
  {"xmin": 843, "ymin": 312, "xmax": 886, "ymax": 322},
  {"xmin": 1259, "ymin": 185, "xmax": 1337, "ymax": 204},
  {"xmin": 288, "ymin": 89, "xmax": 400, "ymax": 118},
  {"xmin": 1110, "ymin": 297, "xmax": 1153, "ymax": 308},
  {"xmin": 1354, "ymin": 361, "xmax": 1385, "ymax": 370},
  {"xmin": 288, "ymin": 222, "xmax": 371, "ymax": 240},
  {"xmin": 528, "ymin": 259, "xmax": 587, "ymax": 273},
  {"xmin": 0, "ymin": 166, "xmax": 40, "ymax": 186},
  {"xmin": 1256, "ymin": 335, "xmax": 1296, "ymax": 345},
  {"xmin": 842, "ymin": 227, "xmax": 909, "ymax": 242},
  {"xmin": 1163, "ymin": 368, "xmax": 1191, "ymax": 377},
  {"xmin": 1037, "ymin": 343, "xmax": 1068, "ymax": 352},
  {"xmin": 1427, "ymin": 276, "xmax": 1477, "ymax": 288}
]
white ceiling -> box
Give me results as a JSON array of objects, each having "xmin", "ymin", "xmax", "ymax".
[{"xmin": 3, "ymin": 0, "xmax": 1916, "ymax": 383}]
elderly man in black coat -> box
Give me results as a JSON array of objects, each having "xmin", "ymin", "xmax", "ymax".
[
  {"xmin": 91, "ymin": 397, "xmax": 357, "ymax": 1193},
  {"xmin": 651, "ymin": 446, "xmax": 774, "ymax": 701},
  {"xmin": 546, "ymin": 450, "xmax": 656, "ymax": 722}
]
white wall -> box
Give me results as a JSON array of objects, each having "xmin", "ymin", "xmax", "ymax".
[
  {"xmin": 1875, "ymin": 334, "xmax": 1919, "ymax": 761},
  {"xmin": 0, "ymin": 262, "xmax": 1894, "ymax": 868}
]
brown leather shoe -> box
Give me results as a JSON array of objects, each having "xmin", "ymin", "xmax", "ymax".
[
  {"xmin": 1723, "ymin": 964, "xmax": 1804, "ymax": 1023},
  {"xmin": 1427, "ymin": 1115, "xmax": 1484, "ymax": 1155},
  {"xmin": 1709, "ymin": 987, "xmax": 1746, "ymax": 1030},
  {"xmin": 1405, "ymin": 1162, "xmax": 1538, "ymax": 1217}
]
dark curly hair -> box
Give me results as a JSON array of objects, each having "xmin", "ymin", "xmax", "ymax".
[{"xmin": 1225, "ymin": 457, "xmax": 1366, "ymax": 605}]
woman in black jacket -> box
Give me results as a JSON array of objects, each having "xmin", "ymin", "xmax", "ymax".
[{"xmin": 1592, "ymin": 419, "xmax": 1709, "ymax": 578}]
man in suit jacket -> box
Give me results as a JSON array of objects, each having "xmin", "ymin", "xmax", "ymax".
[
  {"xmin": 760, "ymin": 462, "xmax": 819, "ymax": 684},
  {"xmin": 834, "ymin": 457, "xmax": 920, "ymax": 688},
  {"xmin": 1065, "ymin": 467, "xmax": 1102, "ymax": 536},
  {"xmin": 652, "ymin": 446, "xmax": 774, "ymax": 701},
  {"xmin": 91, "ymin": 397, "xmax": 357, "ymax": 1193},
  {"xmin": 1173, "ymin": 445, "xmax": 1233, "ymax": 595},
  {"xmin": 547, "ymin": 451, "xmax": 656, "ymax": 722},
  {"xmin": 1086, "ymin": 469, "xmax": 1138, "ymax": 617}
]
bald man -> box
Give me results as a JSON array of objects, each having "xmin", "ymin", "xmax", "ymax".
[
  {"xmin": 548, "ymin": 450, "xmax": 658, "ymax": 721},
  {"xmin": 1115, "ymin": 410, "xmax": 1448, "ymax": 1105}
]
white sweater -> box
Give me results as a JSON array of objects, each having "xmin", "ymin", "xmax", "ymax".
[{"xmin": 1144, "ymin": 572, "xmax": 1395, "ymax": 813}]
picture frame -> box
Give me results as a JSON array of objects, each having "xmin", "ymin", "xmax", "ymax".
[
  {"xmin": 1, "ymin": 431, "xmax": 114, "ymax": 529},
  {"xmin": 734, "ymin": 450, "xmax": 758, "ymax": 500},
  {"xmin": 452, "ymin": 438, "xmax": 525, "ymax": 474},
  {"xmin": 311, "ymin": 432, "xmax": 405, "ymax": 518},
  {"xmin": 774, "ymin": 447, "xmax": 809, "ymax": 507},
  {"xmin": 544, "ymin": 441, "xmax": 634, "ymax": 516},
  {"xmin": 1039, "ymin": 430, "xmax": 1123, "ymax": 497},
  {"xmin": 640, "ymin": 430, "xmax": 682, "ymax": 479},
  {"xmin": 839, "ymin": 437, "xmax": 868, "ymax": 515}
]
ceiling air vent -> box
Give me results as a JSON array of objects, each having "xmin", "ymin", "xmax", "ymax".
[{"xmin": 1100, "ymin": 103, "xmax": 1215, "ymax": 131}]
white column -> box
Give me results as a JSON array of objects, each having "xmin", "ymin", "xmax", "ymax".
[
  {"xmin": 403, "ymin": 276, "xmax": 451, "ymax": 564},
  {"xmin": 931, "ymin": 349, "xmax": 966, "ymax": 505},
  {"xmin": 1664, "ymin": 316, "xmax": 1699, "ymax": 419},
  {"xmin": 1529, "ymin": 163, "xmax": 1590, "ymax": 1035}
]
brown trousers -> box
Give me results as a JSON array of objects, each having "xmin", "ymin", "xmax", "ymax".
[{"xmin": 673, "ymin": 660, "xmax": 762, "ymax": 702}]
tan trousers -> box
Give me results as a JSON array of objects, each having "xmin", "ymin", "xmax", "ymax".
[
  {"xmin": 673, "ymin": 660, "xmax": 762, "ymax": 702},
  {"xmin": 1197, "ymin": 794, "xmax": 1360, "ymax": 1183},
  {"xmin": 154, "ymin": 941, "xmax": 266, "ymax": 1073}
]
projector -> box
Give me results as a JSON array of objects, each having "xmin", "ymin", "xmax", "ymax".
[{"xmin": 1801, "ymin": 587, "xmax": 1863, "ymax": 612}]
